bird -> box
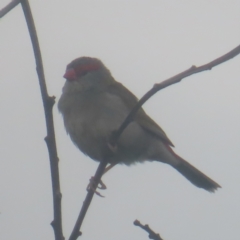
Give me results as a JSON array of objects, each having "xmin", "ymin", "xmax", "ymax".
[{"xmin": 58, "ymin": 56, "xmax": 221, "ymax": 192}]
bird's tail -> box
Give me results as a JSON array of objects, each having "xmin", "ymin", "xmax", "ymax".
[
  {"xmin": 173, "ymin": 157, "xmax": 221, "ymax": 192},
  {"xmin": 159, "ymin": 145, "xmax": 221, "ymax": 192}
]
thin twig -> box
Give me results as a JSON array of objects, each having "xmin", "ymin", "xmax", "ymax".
[
  {"xmin": 69, "ymin": 159, "xmax": 109, "ymax": 240},
  {"xmin": 0, "ymin": 0, "xmax": 21, "ymax": 18},
  {"xmin": 20, "ymin": 1, "xmax": 64, "ymax": 240},
  {"xmin": 110, "ymin": 44, "xmax": 240, "ymax": 146},
  {"xmin": 69, "ymin": 144, "xmax": 114, "ymax": 240},
  {"xmin": 134, "ymin": 220, "xmax": 164, "ymax": 240}
]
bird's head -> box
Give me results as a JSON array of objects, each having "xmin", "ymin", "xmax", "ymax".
[{"xmin": 62, "ymin": 57, "xmax": 114, "ymax": 93}]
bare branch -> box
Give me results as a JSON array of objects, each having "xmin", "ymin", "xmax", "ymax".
[
  {"xmin": 134, "ymin": 220, "xmax": 164, "ymax": 240},
  {"xmin": 110, "ymin": 44, "xmax": 240, "ymax": 146},
  {"xmin": 0, "ymin": 0, "xmax": 21, "ymax": 18},
  {"xmin": 69, "ymin": 157, "xmax": 112, "ymax": 240},
  {"xmin": 20, "ymin": 1, "xmax": 64, "ymax": 239}
]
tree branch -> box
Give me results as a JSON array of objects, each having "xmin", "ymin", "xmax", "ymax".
[
  {"xmin": 110, "ymin": 44, "xmax": 240, "ymax": 146},
  {"xmin": 0, "ymin": 0, "xmax": 21, "ymax": 18},
  {"xmin": 134, "ymin": 220, "xmax": 164, "ymax": 240},
  {"xmin": 20, "ymin": 1, "xmax": 64, "ymax": 239},
  {"xmin": 69, "ymin": 142, "xmax": 115, "ymax": 239},
  {"xmin": 69, "ymin": 159, "xmax": 109, "ymax": 240}
]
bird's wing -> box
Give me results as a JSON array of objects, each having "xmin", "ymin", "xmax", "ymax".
[{"xmin": 106, "ymin": 81, "xmax": 174, "ymax": 147}]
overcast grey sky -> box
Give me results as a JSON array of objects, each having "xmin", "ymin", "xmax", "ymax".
[{"xmin": 1, "ymin": 1, "xmax": 240, "ymax": 240}]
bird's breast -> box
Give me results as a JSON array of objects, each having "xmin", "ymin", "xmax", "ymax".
[{"xmin": 61, "ymin": 91, "xmax": 129, "ymax": 161}]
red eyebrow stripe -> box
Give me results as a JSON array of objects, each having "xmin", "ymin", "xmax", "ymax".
[{"xmin": 76, "ymin": 63, "xmax": 100, "ymax": 75}]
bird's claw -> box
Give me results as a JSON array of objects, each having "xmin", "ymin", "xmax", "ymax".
[
  {"xmin": 87, "ymin": 176, "xmax": 107, "ymax": 197},
  {"xmin": 97, "ymin": 180, "xmax": 107, "ymax": 189},
  {"xmin": 107, "ymin": 143, "xmax": 118, "ymax": 153}
]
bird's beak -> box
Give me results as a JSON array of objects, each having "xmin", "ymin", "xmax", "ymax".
[{"xmin": 63, "ymin": 68, "xmax": 77, "ymax": 81}]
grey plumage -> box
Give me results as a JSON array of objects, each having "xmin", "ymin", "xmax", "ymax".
[{"xmin": 58, "ymin": 57, "xmax": 221, "ymax": 192}]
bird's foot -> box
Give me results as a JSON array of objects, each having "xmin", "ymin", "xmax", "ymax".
[
  {"xmin": 107, "ymin": 143, "xmax": 118, "ymax": 153},
  {"xmin": 87, "ymin": 176, "xmax": 107, "ymax": 197}
]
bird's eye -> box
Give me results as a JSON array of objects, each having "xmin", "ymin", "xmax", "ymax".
[
  {"xmin": 79, "ymin": 70, "xmax": 88, "ymax": 77},
  {"xmin": 75, "ymin": 67, "xmax": 89, "ymax": 78}
]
